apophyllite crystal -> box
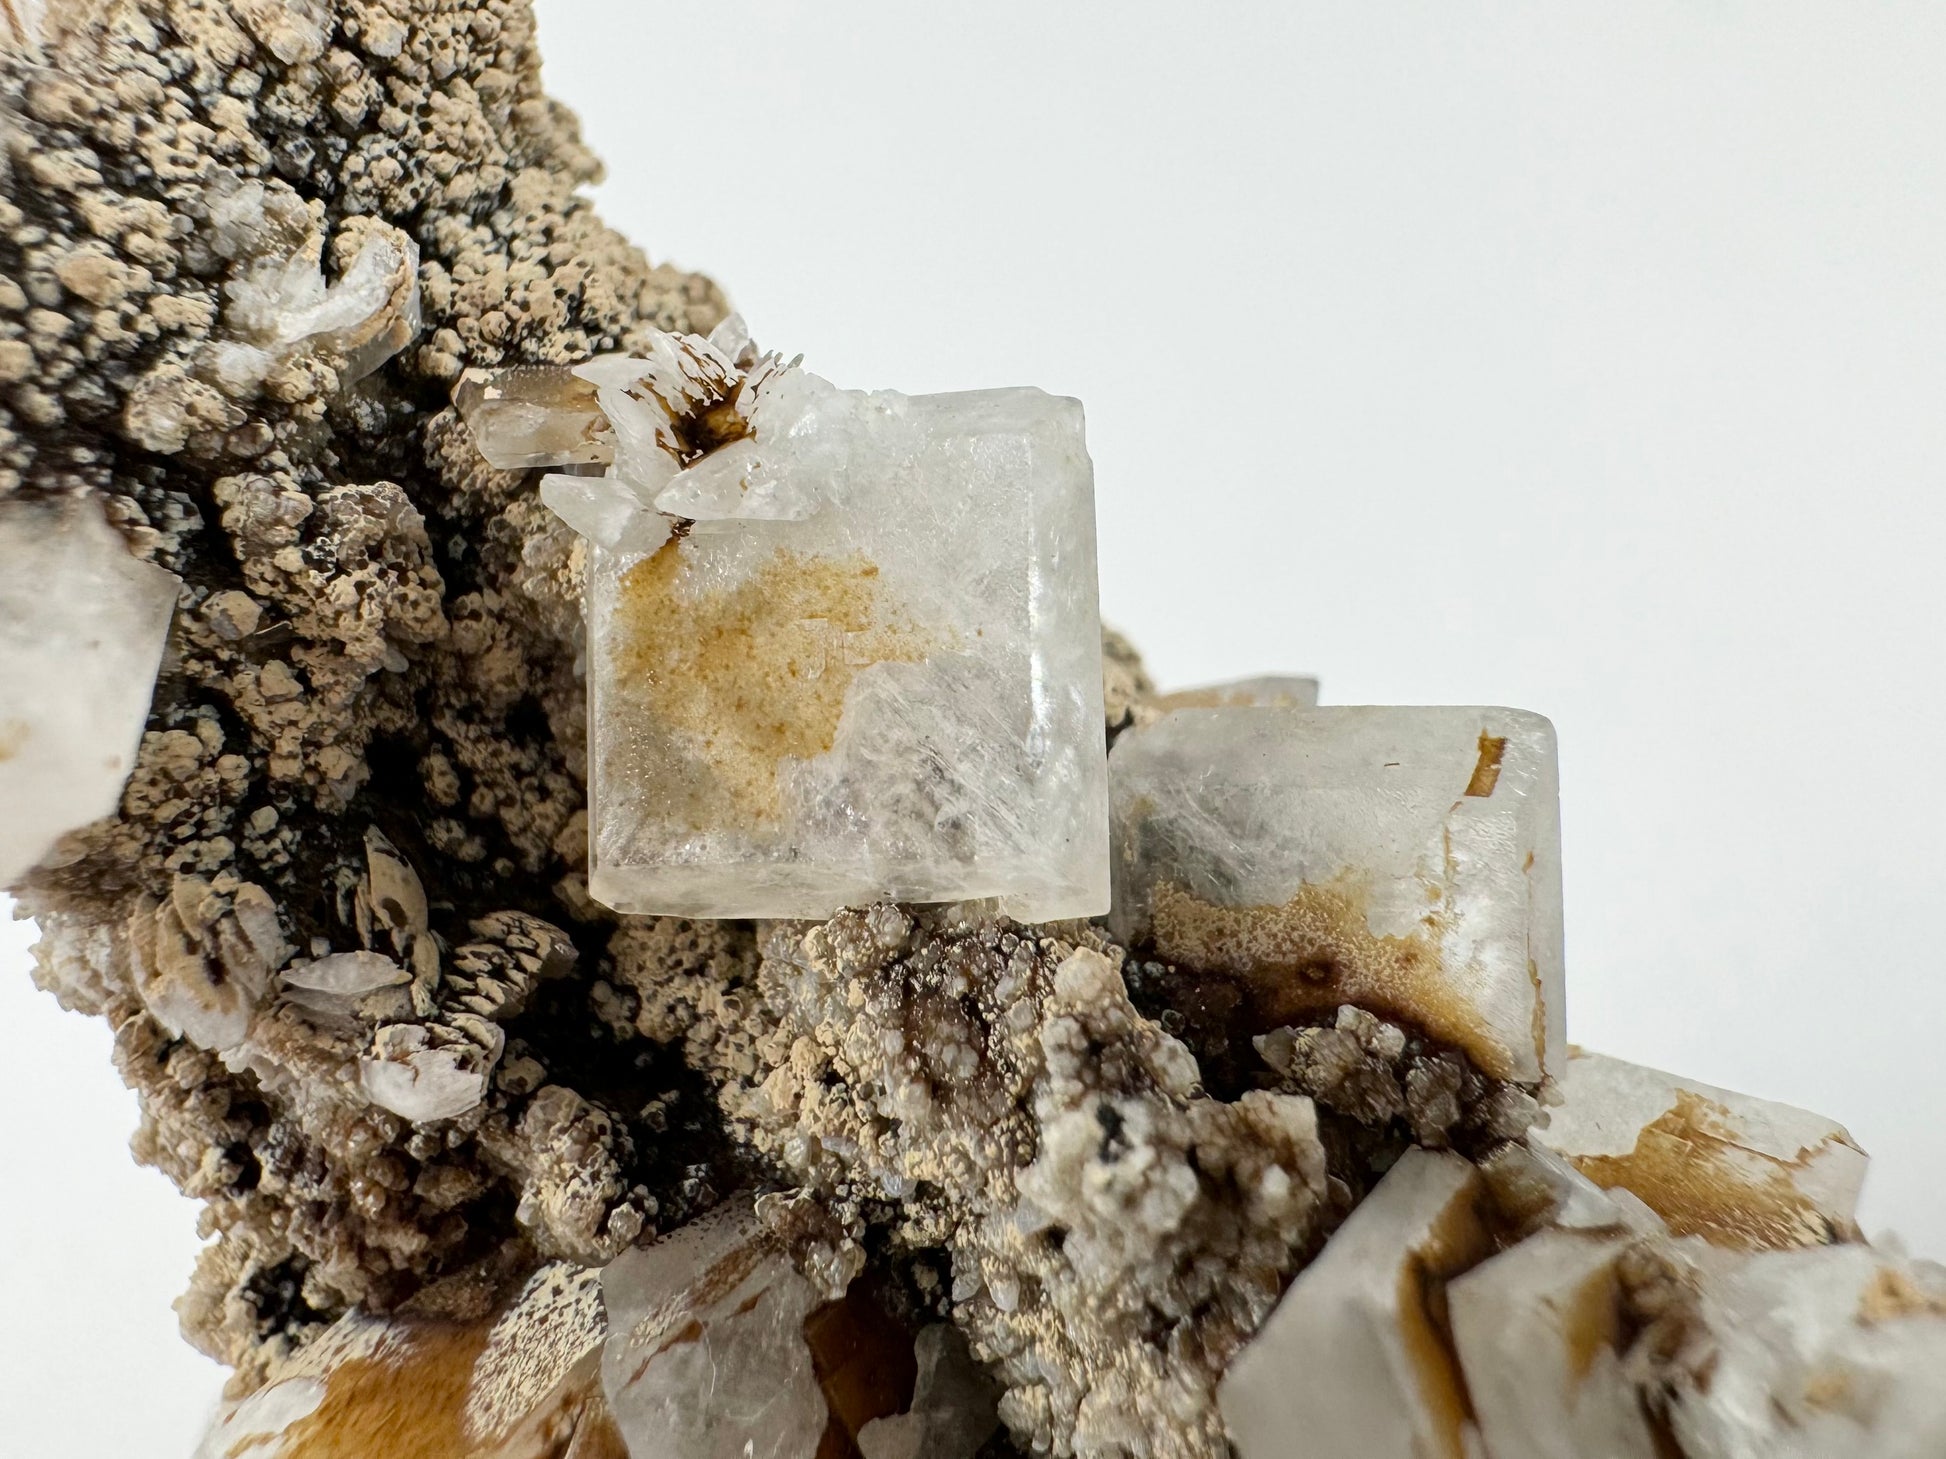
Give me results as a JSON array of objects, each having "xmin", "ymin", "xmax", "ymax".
[
  {"xmin": 0, "ymin": 496, "xmax": 178, "ymax": 884},
  {"xmin": 459, "ymin": 319, "xmax": 1110, "ymax": 921},
  {"xmin": 1109, "ymin": 705, "xmax": 1565, "ymax": 1082}
]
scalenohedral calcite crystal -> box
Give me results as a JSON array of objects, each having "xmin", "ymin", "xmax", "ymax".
[{"xmin": 3, "ymin": 5, "xmax": 1942, "ymax": 1459}]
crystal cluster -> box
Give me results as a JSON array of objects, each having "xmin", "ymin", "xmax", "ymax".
[
  {"xmin": 1216, "ymin": 1081, "xmax": 1946, "ymax": 1459},
  {"xmin": 4, "ymin": 8, "xmax": 1940, "ymax": 1459},
  {"xmin": 459, "ymin": 320, "xmax": 1110, "ymax": 921}
]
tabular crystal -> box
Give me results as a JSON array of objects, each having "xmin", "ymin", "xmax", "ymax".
[
  {"xmin": 1110, "ymin": 705, "xmax": 1564, "ymax": 1082},
  {"xmin": 1535, "ymin": 1047, "xmax": 1868, "ymax": 1249},
  {"xmin": 466, "ymin": 321, "xmax": 1110, "ymax": 921},
  {"xmin": 0, "ymin": 497, "xmax": 178, "ymax": 886}
]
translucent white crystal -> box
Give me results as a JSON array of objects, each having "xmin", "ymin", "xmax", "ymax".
[
  {"xmin": 1535, "ymin": 1048, "xmax": 1868, "ymax": 1249},
  {"xmin": 359, "ymin": 1025, "xmax": 487, "ymax": 1122},
  {"xmin": 601, "ymin": 1203, "xmax": 827, "ymax": 1459},
  {"xmin": 856, "ymin": 1324, "xmax": 1000, "ymax": 1459},
  {"xmin": 0, "ymin": 498, "xmax": 178, "ymax": 885},
  {"xmin": 540, "ymin": 472, "xmax": 670, "ymax": 554},
  {"xmin": 280, "ymin": 950, "xmax": 409, "ymax": 995},
  {"xmin": 1153, "ymin": 674, "xmax": 1320, "ymax": 711},
  {"xmin": 1666, "ymin": 1244, "xmax": 1946, "ymax": 1459},
  {"xmin": 1448, "ymin": 1228, "xmax": 1663, "ymax": 1459},
  {"xmin": 456, "ymin": 366, "xmax": 613, "ymax": 470},
  {"xmin": 1217, "ymin": 1148, "xmax": 1494, "ymax": 1459},
  {"xmin": 1110, "ymin": 706, "xmax": 1564, "ymax": 1082},
  {"xmin": 553, "ymin": 337, "xmax": 1107, "ymax": 921}
]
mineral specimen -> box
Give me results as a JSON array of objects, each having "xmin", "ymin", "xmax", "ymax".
[
  {"xmin": 2, "ymin": 5, "xmax": 1937, "ymax": 1459},
  {"xmin": 459, "ymin": 326, "xmax": 1112, "ymax": 922},
  {"xmin": 1110, "ymin": 705, "xmax": 1565, "ymax": 1082},
  {"xmin": 0, "ymin": 497, "xmax": 179, "ymax": 884}
]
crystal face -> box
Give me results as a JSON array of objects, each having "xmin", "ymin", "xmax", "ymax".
[
  {"xmin": 1535, "ymin": 1047, "xmax": 1867, "ymax": 1248},
  {"xmin": 1109, "ymin": 705, "xmax": 1565, "ymax": 1082},
  {"xmin": 465, "ymin": 322, "xmax": 1111, "ymax": 921},
  {"xmin": 0, "ymin": 497, "xmax": 178, "ymax": 885},
  {"xmin": 1216, "ymin": 1148, "xmax": 1493, "ymax": 1459}
]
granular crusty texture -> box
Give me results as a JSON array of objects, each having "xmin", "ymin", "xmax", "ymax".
[
  {"xmin": 2, "ymin": 6, "xmax": 1525, "ymax": 1455},
  {"xmin": 3, "ymin": 0, "xmax": 734, "ymax": 1387}
]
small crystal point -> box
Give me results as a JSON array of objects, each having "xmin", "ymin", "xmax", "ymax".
[{"xmin": 456, "ymin": 365, "xmax": 613, "ymax": 470}]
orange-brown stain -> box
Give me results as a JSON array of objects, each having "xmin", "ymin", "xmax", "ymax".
[
  {"xmin": 1463, "ymin": 733, "xmax": 1507, "ymax": 798},
  {"xmin": 1394, "ymin": 1184, "xmax": 1494, "ymax": 1458},
  {"xmin": 804, "ymin": 1283, "xmax": 919, "ymax": 1459},
  {"xmin": 1571, "ymin": 1091, "xmax": 1841, "ymax": 1251},
  {"xmin": 1559, "ymin": 1260, "xmax": 1625, "ymax": 1387},
  {"xmin": 612, "ymin": 542, "xmax": 934, "ymax": 829},
  {"xmin": 276, "ymin": 1321, "xmax": 494, "ymax": 1459},
  {"xmin": 1148, "ymin": 874, "xmax": 1518, "ymax": 1080},
  {"xmin": 1857, "ymin": 1264, "xmax": 1946, "ymax": 1325}
]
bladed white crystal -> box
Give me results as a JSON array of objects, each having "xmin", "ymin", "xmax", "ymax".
[
  {"xmin": 1217, "ymin": 1148, "xmax": 1493, "ymax": 1459},
  {"xmin": 0, "ymin": 498, "xmax": 178, "ymax": 886},
  {"xmin": 1110, "ymin": 706, "xmax": 1565, "ymax": 1082},
  {"xmin": 1535, "ymin": 1047, "xmax": 1868, "ymax": 1249}
]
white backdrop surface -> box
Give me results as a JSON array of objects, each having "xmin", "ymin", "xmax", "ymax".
[{"xmin": 4, "ymin": 4, "xmax": 1943, "ymax": 1455}]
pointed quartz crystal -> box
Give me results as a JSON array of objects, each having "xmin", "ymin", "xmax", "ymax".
[
  {"xmin": 600, "ymin": 1203, "xmax": 828, "ymax": 1459},
  {"xmin": 456, "ymin": 365, "xmax": 613, "ymax": 470}
]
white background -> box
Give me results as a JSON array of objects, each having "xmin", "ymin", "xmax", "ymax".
[{"xmin": 5, "ymin": 4, "xmax": 1943, "ymax": 1453}]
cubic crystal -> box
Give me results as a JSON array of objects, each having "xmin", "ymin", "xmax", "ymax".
[
  {"xmin": 1449, "ymin": 1226, "xmax": 1663, "ymax": 1459},
  {"xmin": 0, "ymin": 497, "xmax": 178, "ymax": 886},
  {"xmin": 1535, "ymin": 1048, "xmax": 1868, "ymax": 1249},
  {"xmin": 1110, "ymin": 706, "xmax": 1564, "ymax": 1082},
  {"xmin": 1216, "ymin": 1148, "xmax": 1494, "ymax": 1459},
  {"xmin": 485, "ymin": 323, "xmax": 1109, "ymax": 920}
]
